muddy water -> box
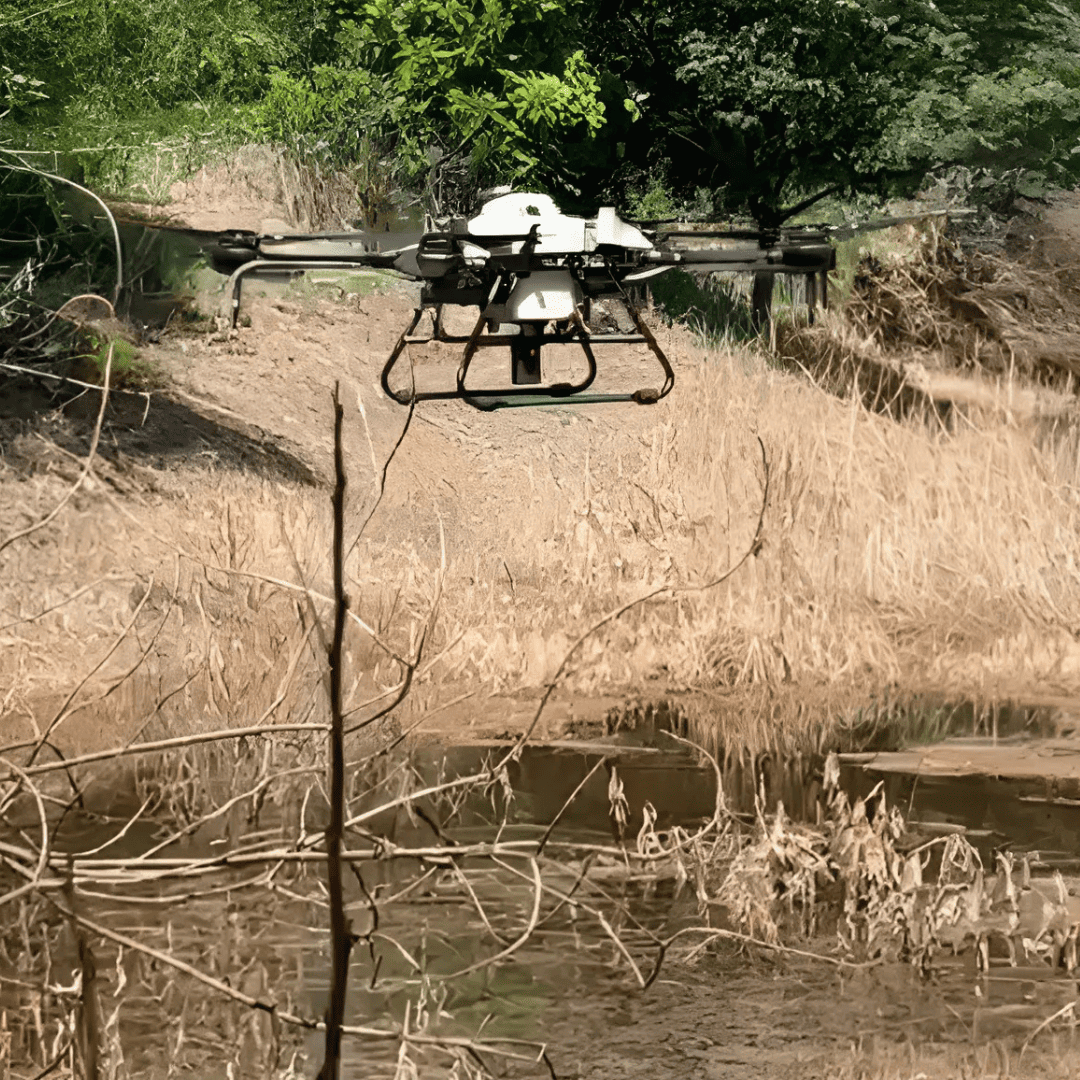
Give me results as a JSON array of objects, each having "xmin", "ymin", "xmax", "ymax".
[
  {"xmin": 4, "ymin": 741, "xmax": 715, "ymax": 1079},
  {"xmin": 5, "ymin": 734, "xmax": 1080, "ymax": 1079},
  {"xmin": 844, "ymin": 765, "xmax": 1080, "ymax": 866}
]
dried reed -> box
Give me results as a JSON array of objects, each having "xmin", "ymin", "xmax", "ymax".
[{"xmin": 777, "ymin": 220, "xmax": 1080, "ymax": 421}]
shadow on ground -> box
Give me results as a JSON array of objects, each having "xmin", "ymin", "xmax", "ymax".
[{"xmin": 0, "ymin": 373, "xmax": 320, "ymax": 487}]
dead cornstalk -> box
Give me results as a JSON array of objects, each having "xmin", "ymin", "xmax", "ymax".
[{"xmin": 318, "ymin": 383, "xmax": 353, "ymax": 1080}]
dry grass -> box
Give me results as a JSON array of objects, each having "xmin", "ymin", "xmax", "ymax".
[
  {"xmin": 406, "ymin": 346, "xmax": 1080, "ymax": 739},
  {"xmin": 794, "ymin": 1039, "xmax": 1080, "ymax": 1080},
  {"xmin": 5, "ymin": 256, "xmax": 1080, "ymax": 761},
  {"xmin": 777, "ymin": 220, "xmax": 1080, "ymax": 423},
  {"xmin": 162, "ymin": 143, "xmax": 395, "ymax": 232},
  {"xmin": 7, "ymin": 359, "xmax": 1080, "ymax": 758},
  {"xmin": 0, "ymin": 467, "xmax": 369, "ymax": 763}
]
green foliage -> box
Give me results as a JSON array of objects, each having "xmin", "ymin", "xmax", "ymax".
[
  {"xmin": 580, "ymin": 0, "xmax": 1080, "ymax": 223},
  {"xmin": 0, "ymin": 0, "xmax": 294, "ymax": 119},
  {"xmin": 866, "ymin": 0, "xmax": 1080, "ymax": 205},
  {"xmin": 650, "ymin": 269, "xmax": 756, "ymax": 343},
  {"xmin": 672, "ymin": 0, "xmax": 936, "ymax": 224},
  {"xmin": 0, "ymin": 65, "xmax": 47, "ymax": 121},
  {"xmin": 886, "ymin": 63, "xmax": 1080, "ymax": 204},
  {"xmin": 624, "ymin": 178, "xmax": 682, "ymax": 223},
  {"xmin": 250, "ymin": 66, "xmax": 395, "ymax": 168},
  {"xmin": 83, "ymin": 335, "xmax": 157, "ymax": 388},
  {"xmin": 4, "ymin": 0, "xmax": 1080, "ymax": 220},
  {"xmin": 333, "ymin": 0, "xmax": 606, "ymax": 182},
  {"xmin": 0, "ymin": 0, "xmax": 301, "ymax": 192},
  {"xmin": 621, "ymin": 168, "xmax": 715, "ymax": 222},
  {"xmin": 0, "ymin": 165, "xmax": 120, "ymax": 307}
]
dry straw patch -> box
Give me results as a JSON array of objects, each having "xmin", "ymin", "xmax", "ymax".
[
  {"xmin": 0, "ymin": 463, "xmax": 414, "ymax": 763},
  {"xmin": 7, "ymin": 242, "xmax": 1080, "ymax": 758},
  {"xmin": 8, "ymin": 346, "xmax": 1080, "ymax": 759},
  {"xmin": 163, "ymin": 143, "xmax": 384, "ymax": 233},
  {"xmin": 380, "ymin": 333, "xmax": 1080, "ymax": 744},
  {"xmin": 777, "ymin": 220, "xmax": 1080, "ymax": 422},
  {"xmin": 710, "ymin": 761, "xmax": 1080, "ymax": 979},
  {"xmin": 531, "ymin": 359, "xmax": 1071, "ymax": 672}
]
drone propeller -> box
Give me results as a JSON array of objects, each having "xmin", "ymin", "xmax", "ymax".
[{"xmin": 185, "ymin": 193, "xmax": 966, "ymax": 411}]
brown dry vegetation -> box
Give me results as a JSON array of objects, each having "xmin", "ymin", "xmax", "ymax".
[
  {"xmin": 6, "ymin": 183, "xmax": 1080, "ymax": 1080},
  {"xmin": 116, "ymin": 142, "xmax": 401, "ymax": 233},
  {"xmin": 5, "ymin": 203, "xmax": 1080, "ymax": 766},
  {"xmin": 777, "ymin": 216, "xmax": 1080, "ymax": 423}
]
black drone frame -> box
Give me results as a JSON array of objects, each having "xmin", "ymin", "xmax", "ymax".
[
  {"xmin": 215, "ymin": 222, "xmax": 834, "ymax": 411},
  {"xmin": 380, "ymin": 264, "xmax": 676, "ymax": 411}
]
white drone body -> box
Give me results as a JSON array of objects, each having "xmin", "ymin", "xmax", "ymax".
[
  {"xmin": 465, "ymin": 193, "xmax": 652, "ymax": 324},
  {"xmin": 217, "ymin": 190, "xmax": 834, "ymax": 409}
]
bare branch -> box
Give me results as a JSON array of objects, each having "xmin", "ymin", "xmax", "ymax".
[
  {"xmin": 3, "ymin": 724, "xmax": 330, "ymax": 778},
  {"xmin": 317, "ymin": 383, "xmax": 353, "ymax": 1080},
  {"xmin": 444, "ymin": 858, "xmax": 542, "ymax": 979},
  {"xmin": 535, "ymin": 754, "xmax": 611, "ymax": 857},
  {"xmin": 671, "ymin": 925, "xmax": 878, "ymax": 969},
  {"xmin": 0, "ymin": 758, "xmax": 49, "ymax": 885},
  {"xmin": 449, "ymin": 861, "xmax": 511, "ymax": 948},
  {"xmin": 0, "ymin": 574, "xmax": 128, "ymax": 632}
]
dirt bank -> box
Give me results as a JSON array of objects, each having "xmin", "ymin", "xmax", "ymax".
[{"xmin": 5, "ymin": 191, "xmax": 1080, "ymax": 761}]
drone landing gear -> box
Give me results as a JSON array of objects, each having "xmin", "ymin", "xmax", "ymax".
[
  {"xmin": 381, "ymin": 302, "xmax": 674, "ymax": 411},
  {"xmin": 511, "ymin": 328, "xmax": 542, "ymax": 385}
]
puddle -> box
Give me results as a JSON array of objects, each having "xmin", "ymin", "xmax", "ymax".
[
  {"xmin": 5, "ymin": 720, "xmax": 1080, "ymax": 1079},
  {"xmin": 2, "ymin": 740, "xmax": 717, "ymax": 1078},
  {"xmin": 842, "ymin": 746, "xmax": 1080, "ymax": 866},
  {"xmin": 603, "ymin": 693, "xmax": 1080, "ymax": 862}
]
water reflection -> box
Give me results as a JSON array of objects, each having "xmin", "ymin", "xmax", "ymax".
[
  {"xmin": 1, "ymin": 739, "xmax": 714, "ymax": 1079},
  {"xmin": 5, "ymin": 728, "xmax": 1079, "ymax": 1078}
]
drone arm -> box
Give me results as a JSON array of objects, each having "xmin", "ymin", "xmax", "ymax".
[
  {"xmin": 673, "ymin": 243, "xmax": 834, "ymax": 274},
  {"xmin": 224, "ymin": 256, "xmax": 415, "ymax": 328}
]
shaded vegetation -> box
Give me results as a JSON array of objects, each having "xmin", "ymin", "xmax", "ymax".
[{"xmin": 2, "ymin": 0, "xmax": 1080, "ymax": 219}]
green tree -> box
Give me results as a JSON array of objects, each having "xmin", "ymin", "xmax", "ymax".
[
  {"xmin": 329, "ymin": 0, "xmax": 606, "ymax": 184},
  {"xmin": 571, "ymin": 0, "xmax": 930, "ymax": 222},
  {"xmin": 576, "ymin": 0, "xmax": 1080, "ymax": 221},
  {"xmin": 6, "ymin": 0, "xmax": 1079, "ymax": 217},
  {"xmin": 1, "ymin": 0, "xmax": 301, "ymax": 117},
  {"xmin": 881, "ymin": 0, "xmax": 1080, "ymax": 199},
  {"xmin": 672, "ymin": 0, "xmax": 937, "ymax": 224}
]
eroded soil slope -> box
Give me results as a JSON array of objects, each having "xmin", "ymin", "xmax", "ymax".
[{"xmin": 5, "ymin": 189, "xmax": 1080, "ymax": 758}]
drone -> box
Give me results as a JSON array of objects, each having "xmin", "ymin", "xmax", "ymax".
[{"xmin": 209, "ymin": 190, "xmax": 836, "ymax": 410}]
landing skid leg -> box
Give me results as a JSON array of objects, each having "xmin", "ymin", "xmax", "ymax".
[
  {"xmin": 620, "ymin": 300, "xmax": 675, "ymax": 403},
  {"xmin": 381, "ymin": 295, "xmax": 674, "ymax": 410},
  {"xmin": 380, "ymin": 306, "xmax": 426, "ymax": 404},
  {"xmin": 455, "ymin": 307, "xmax": 491, "ymax": 400}
]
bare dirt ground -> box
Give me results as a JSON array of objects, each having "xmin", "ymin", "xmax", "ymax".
[{"xmin": 1010, "ymin": 188, "xmax": 1080, "ymax": 265}]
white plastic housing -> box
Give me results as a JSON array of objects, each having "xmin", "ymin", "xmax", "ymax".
[
  {"xmin": 501, "ymin": 269, "xmax": 582, "ymax": 321},
  {"xmin": 468, "ymin": 193, "xmax": 587, "ymax": 253},
  {"xmin": 595, "ymin": 207, "xmax": 652, "ymax": 250}
]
